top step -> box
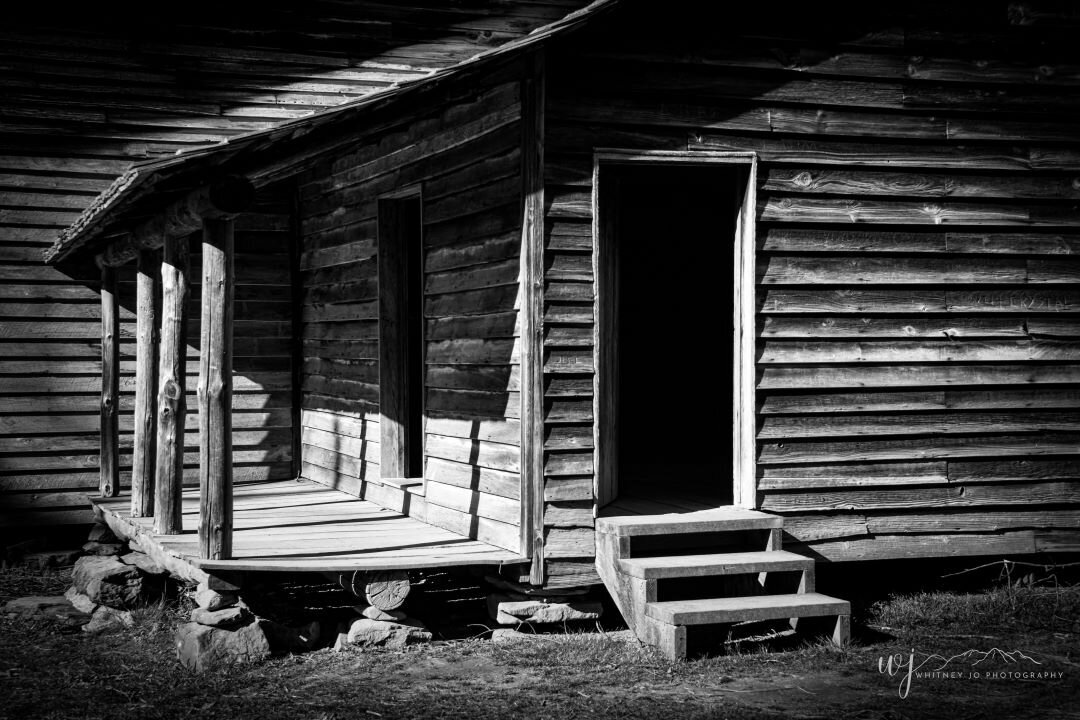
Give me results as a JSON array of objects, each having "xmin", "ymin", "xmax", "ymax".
[{"xmin": 596, "ymin": 507, "xmax": 782, "ymax": 537}]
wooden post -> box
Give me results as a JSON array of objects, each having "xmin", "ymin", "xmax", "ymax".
[
  {"xmin": 198, "ymin": 218, "xmax": 234, "ymax": 560},
  {"xmin": 520, "ymin": 51, "xmax": 547, "ymax": 585},
  {"xmin": 154, "ymin": 235, "xmax": 189, "ymax": 535},
  {"xmin": 131, "ymin": 249, "xmax": 161, "ymax": 517},
  {"xmin": 99, "ymin": 259, "xmax": 120, "ymax": 498}
]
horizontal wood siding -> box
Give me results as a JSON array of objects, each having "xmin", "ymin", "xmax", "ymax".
[
  {"xmin": 297, "ymin": 69, "xmax": 525, "ymax": 553},
  {"xmin": 544, "ymin": 1, "xmax": 1080, "ymax": 562},
  {"xmin": 0, "ymin": 193, "xmax": 294, "ymax": 527},
  {"xmin": 0, "ymin": 2, "xmax": 587, "ymax": 529}
]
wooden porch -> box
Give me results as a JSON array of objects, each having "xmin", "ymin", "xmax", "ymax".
[{"xmin": 91, "ymin": 479, "xmax": 524, "ymax": 575}]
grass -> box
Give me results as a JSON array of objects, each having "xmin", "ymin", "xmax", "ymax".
[{"xmin": 1, "ymin": 563, "xmax": 1077, "ymax": 720}]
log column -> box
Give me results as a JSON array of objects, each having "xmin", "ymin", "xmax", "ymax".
[
  {"xmin": 99, "ymin": 260, "xmax": 120, "ymax": 498},
  {"xmin": 520, "ymin": 51, "xmax": 546, "ymax": 585},
  {"xmin": 198, "ymin": 218, "xmax": 234, "ymax": 560},
  {"xmin": 154, "ymin": 236, "xmax": 189, "ymax": 535},
  {"xmin": 131, "ymin": 249, "xmax": 161, "ymax": 517}
]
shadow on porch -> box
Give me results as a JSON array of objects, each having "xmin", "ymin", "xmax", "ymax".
[{"xmin": 91, "ymin": 478, "xmax": 524, "ymax": 574}]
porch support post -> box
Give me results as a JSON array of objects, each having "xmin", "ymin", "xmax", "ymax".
[
  {"xmin": 131, "ymin": 249, "xmax": 161, "ymax": 517},
  {"xmin": 154, "ymin": 235, "xmax": 189, "ymax": 535},
  {"xmin": 198, "ymin": 217, "xmax": 234, "ymax": 560},
  {"xmin": 520, "ymin": 50, "xmax": 546, "ymax": 586},
  {"xmin": 99, "ymin": 258, "xmax": 120, "ymax": 498}
]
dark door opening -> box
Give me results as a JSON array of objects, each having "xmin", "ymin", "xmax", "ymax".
[
  {"xmin": 378, "ymin": 195, "xmax": 424, "ymax": 479},
  {"xmin": 606, "ymin": 164, "xmax": 739, "ymax": 505}
]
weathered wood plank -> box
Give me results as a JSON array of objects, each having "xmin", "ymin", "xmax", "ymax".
[
  {"xmin": 761, "ymin": 229, "xmax": 1080, "ymax": 256},
  {"xmin": 759, "ymin": 433, "xmax": 1080, "ymax": 465},
  {"xmin": 760, "ymin": 461, "xmax": 948, "ymax": 490},
  {"xmin": 762, "ymin": 168, "xmax": 1080, "ymax": 200},
  {"xmin": 131, "ymin": 249, "xmax": 160, "ymax": 518},
  {"xmin": 691, "ymin": 132, "xmax": 1080, "ymax": 171},
  {"xmin": 424, "ymin": 433, "xmax": 520, "ymax": 473},
  {"xmin": 763, "ymin": 481, "xmax": 1080, "ymax": 512},
  {"xmin": 760, "ymin": 316, "xmax": 1033, "ymax": 339},
  {"xmin": 197, "ymin": 219, "xmax": 234, "ymax": 561},
  {"xmin": 761, "ymin": 196, "xmax": 1080, "ymax": 226},
  {"xmin": 424, "ymin": 457, "xmax": 520, "ymax": 500},
  {"xmin": 99, "ymin": 263, "xmax": 119, "ymax": 498},
  {"xmin": 154, "ymin": 235, "xmax": 188, "ymax": 535},
  {"xmin": 760, "ymin": 339, "xmax": 1080, "ymax": 364},
  {"xmin": 760, "ymin": 256, "xmax": 1080, "ymax": 285},
  {"xmin": 759, "ymin": 411, "xmax": 1080, "ymax": 439},
  {"xmin": 790, "ymin": 533, "xmax": 1038, "ymax": 561},
  {"xmin": 758, "ymin": 364, "xmax": 1080, "ymax": 389},
  {"xmin": 761, "ymin": 387, "xmax": 1080, "ymax": 414}
]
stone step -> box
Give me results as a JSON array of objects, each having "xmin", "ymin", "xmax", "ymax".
[
  {"xmin": 596, "ymin": 507, "xmax": 782, "ymax": 537},
  {"xmin": 646, "ymin": 593, "xmax": 850, "ymax": 626},
  {"xmin": 618, "ymin": 550, "xmax": 813, "ymax": 579}
]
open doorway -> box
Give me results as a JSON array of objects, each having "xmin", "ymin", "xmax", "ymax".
[
  {"xmin": 595, "ymin": 153, "xmax": 756, "ymax": 510},
  {"xmin": 378, "ymin": 193, "xmax": 425, "ymax": 481}
]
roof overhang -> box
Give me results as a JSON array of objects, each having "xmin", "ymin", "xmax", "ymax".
[{"xmin": 44, "ymin": 0, "xmax": 619, "ymax": 266}]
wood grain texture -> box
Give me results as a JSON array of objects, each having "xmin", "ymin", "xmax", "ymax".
[
  {"xmin": 520, "ymin": 50, "xmax": 547, "ymax": 575},
  {"xmin": 541, "ymin": 1, "xmax": 1080, "ymax": 563},
  {"xmin": 99, "ymin": 262, "xmax": 120, "ymax": 498},
  {"xmin": 1, "ymin": 2, "xmax": 584, "ymax": 529},
  {"xmin": 153, "ymin": 236, "xmax": 188, "ymax": 535},
  {"xmin": 93, "ymin": 479, "xmax": 523, "ymax": 572},
  {"xmin": 131, "ymin": 249, "xmax": 160, "ymax": 517},
  {"xmin": 197, "ymin": 219, "xmax": 234, "ymax": 561},
  {"xmin": 297, "ymin": 55, "xmax": 526, "ymax": 557}
]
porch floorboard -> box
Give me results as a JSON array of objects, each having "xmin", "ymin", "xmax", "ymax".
[{"xmin": 91, "ymin": 479, "xmax": 524, "ymax": 573}]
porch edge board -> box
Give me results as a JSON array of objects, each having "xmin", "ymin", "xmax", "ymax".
[{"xmin": 90, "ymin": 496, "xmax": 210, "ymax": 585}]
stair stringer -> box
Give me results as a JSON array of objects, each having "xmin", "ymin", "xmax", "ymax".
[{"xmin": 596, "ymin": 529, "xmax": 687, "ymax": 658}]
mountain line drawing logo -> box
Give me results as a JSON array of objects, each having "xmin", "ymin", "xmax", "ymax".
[{"xmin": 878, "ymin": 648, "xmax": 1064, "ymax": 699}]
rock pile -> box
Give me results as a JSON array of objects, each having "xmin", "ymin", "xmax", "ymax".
[
  {"xmin": 68, "ymin": 524, "xmax": 165, "ymax": 633},
  {"xmin": 175, "ymin": 582, "xmax": 269, "ymax": 673},
  {"xmin": 1, "ymin": 521, "xmax": 168, "ymax": 634},
  {"xmin": 332, "ymin": 603, "xmax": 432, "ymax": 651},
  {"xmin": 485, "ymin": 576, "xmax": 603, "ymax": 628}
]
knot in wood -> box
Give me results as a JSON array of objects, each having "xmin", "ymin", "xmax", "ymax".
[
  {"xmin": 162, "ymin": 380, "xmax": 182, "ymax": 400},
  {"xmin": 792, "ymin": 172, "xmax": 813, "ymax": 188}
]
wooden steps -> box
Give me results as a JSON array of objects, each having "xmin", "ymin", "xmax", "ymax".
[
  {"xmin": 596, "ymin": 507, "xmax": 782, "ymax": 536},
  {"xmin": 647, "ymin": 593, "xmax": 850, "ymax": 625},
  {"xmin": 595, "ymin": 505, "xmax": 850, "ymax": 659},
  {"xmin": 618, "ymin": 550, "xmax": 813, "ymax": 579}
]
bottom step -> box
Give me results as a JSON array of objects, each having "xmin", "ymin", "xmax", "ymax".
[{"xmin": 647, "ymin": 592, "xmax": 850, "ymax": 625}]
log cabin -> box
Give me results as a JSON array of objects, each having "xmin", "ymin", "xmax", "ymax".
[{"xmin": 7, "ymin": 0, "xmax": 1080, "ymax": 657}]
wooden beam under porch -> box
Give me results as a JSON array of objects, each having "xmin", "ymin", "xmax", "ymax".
[{"xmin": 91, "ymin": 479, "xmax": 525, "ymax": 575}]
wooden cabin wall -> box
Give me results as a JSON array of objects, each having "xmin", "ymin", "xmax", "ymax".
[
  {"xmin": 296, "ymin": 64, "xmax": 526, "ymax": 553},
  {"xmin": 0, "ymin": 1, "xmax": 588, "ymax": 531},
  {"xmin": 542, "ymin": 0, "xmax": 1080, "ymax": 570}
]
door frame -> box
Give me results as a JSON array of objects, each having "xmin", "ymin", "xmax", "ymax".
[
  {"xmin": 376, "ymin": 185, "xmax": 426, "ymax": 485},
  {"xmin": 592, "ymin": 149, "xmax": 758, "ymax": 510}
]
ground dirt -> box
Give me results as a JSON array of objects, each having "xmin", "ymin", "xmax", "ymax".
[{"xmin": 0, "ymin": 564, "xmax": 1077, "ymax": 720}]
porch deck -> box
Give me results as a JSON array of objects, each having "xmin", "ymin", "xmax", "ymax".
[
  {"xmin": 599, "ymin": 491, "xmax": 721, "ymax": 518},
  {"xmin": 91, "ymin": 479, "xmax": 524, "ymax": 574}
]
